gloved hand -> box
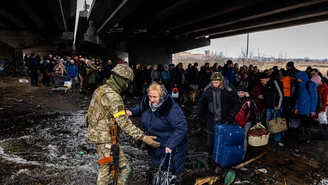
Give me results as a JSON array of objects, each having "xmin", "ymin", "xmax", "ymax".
[
  {"xmin": 227, "ymin": 115, "xmax": 235, "ymax": 124},
  {"xmin": 143, "ymin": 136, "xmax": 161, "ymax": 148}
]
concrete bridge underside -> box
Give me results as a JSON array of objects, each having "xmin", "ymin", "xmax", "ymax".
[{"xmin": 76, "ymin": 0, "xmax": 328, "ymax": 66}]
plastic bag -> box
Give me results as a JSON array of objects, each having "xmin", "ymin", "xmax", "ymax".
[
  {"xmin": 147, "ymin": 153, "xmax": 182, "ymax": 185},
  {"xmin": 289, "ymin": 117, "xmax": 301, "ymax": 129},
  {"xmin": 64, "ymin": 80, "xmax": 72, "ymax": 88},
  {"xmin": 318, "ymin": 112, "xmax": 327, "ymax": 124}
]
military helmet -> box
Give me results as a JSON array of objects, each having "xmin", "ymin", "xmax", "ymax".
[{"xmin": 111, "ymin": 64, "xmax": 134, "ymax": 82}]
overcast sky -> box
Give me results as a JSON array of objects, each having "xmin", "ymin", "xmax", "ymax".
[
  {"xmin": 77, "ymin": 0, "xmax": 328, "ymax": 60},
  {"xmin": 188, "ymin": 21, "xmax": 328, "ymax": 60}
]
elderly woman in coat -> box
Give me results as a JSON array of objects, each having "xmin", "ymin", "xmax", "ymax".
[{"xmin": 126, "ymin": 83, "xmax": 188, "ymax": 174}]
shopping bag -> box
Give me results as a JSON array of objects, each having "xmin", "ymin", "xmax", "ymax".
[
  {"xmin": 248, "ymin": 123, "xmax": 270, "ymax": 147},
  {"xmin": 268, "ymin": 117, "xmax": 288, "ymax": 133},
  {"xmin": 318, "ymin": 112, "xmax": 327, "ymax": 124},
  {"xmin": 147, "ymin": 153, "xmax": 182, "ymax": 185},
  {"xmin": 289, "ymin": 117, "xmax": 301, "ymax": 129}
]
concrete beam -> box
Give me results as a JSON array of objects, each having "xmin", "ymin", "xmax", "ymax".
[
  {"xmin": 149, "ymin": 0, "xmax": 265, "ymax": 34},
  {"xmin": 88, "ymin": 0, "xmax": 120, "ymax": 21},
  {"xmin": 210, "ymin": 14, "xmax": 328, "ymax": 39},
  {"xmin": 190, "ymin": 3, "xmax": 328, "ymax": 38},
  {"xmin": 170, "ymin": 37, "xmax": 210, "ymax": 54},
  {"xmin": 171, "ymin": 0, "xmax": 328, "ymax": 37},
  {"xmin": 46, "ymin": 0, "xmax": 66, "ymax": 31},
  {"xmin": 13, "ymin": 0, "xmax": 47, "ymax": 30},
  {"xmin": 125, "ymin": 0, "xmax": 202, "ymax": 32},
  {"xmin": 128, "ymin": 36, "xmax": 172, "ymax": 66},
  {"xmin": 75, "ymin": 11, "xmax": 88, "ymax": 48},
  {"xmin": 0, "ymin": 6, "xmax": 28, "ymax": 29},
  {"xmin": 97, "ymin": 0, "xmax": 142, "ymax": 34}
]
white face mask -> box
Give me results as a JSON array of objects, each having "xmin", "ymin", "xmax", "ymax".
[{"xmin": 40, "ymin": 61, "xmax": 44, "ymax": 64}]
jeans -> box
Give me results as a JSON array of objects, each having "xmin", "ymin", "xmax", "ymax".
[
  {"xmin": 266, "ymin": 108, "xmax": 282, "ymax": 142},
  {"xmin": 244, "ymin": 121, "xmax": 252, "ymax": 152}
]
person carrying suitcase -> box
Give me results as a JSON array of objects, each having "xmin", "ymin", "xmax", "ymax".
[{"xmin": 194, "ymin": 72, "xmax": 241, "ymax": 170}]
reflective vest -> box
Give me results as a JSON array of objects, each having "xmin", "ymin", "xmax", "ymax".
[{"xmin": 280, "ymin": 76, "xmax": 291, "ymax": 97}]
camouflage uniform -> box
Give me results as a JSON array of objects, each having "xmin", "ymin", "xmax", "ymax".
[{"xmin": 87, "ymin": 64, "xmax": 145, "ymax": 185}]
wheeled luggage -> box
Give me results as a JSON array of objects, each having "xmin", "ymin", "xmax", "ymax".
[{"xmin": 213, "ymin": 124, "xmax": 245, "ymax": 167}]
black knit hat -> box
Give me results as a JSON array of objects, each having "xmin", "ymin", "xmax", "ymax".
[
  {"xmin": 259, "ymin": 73, "xmax": 269, "ymax": 79},
  {"xmin": 286, "ymin": 61, "xmax": 294, "ymax": 68},
  {"xmin": 237, "ymin": 84, "xmax": 247, "ymax": 92}
]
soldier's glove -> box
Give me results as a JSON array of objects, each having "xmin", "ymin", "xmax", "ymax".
[{"xmin": 143, "ymin": 136, "xmax": 160, "ymax": 148}]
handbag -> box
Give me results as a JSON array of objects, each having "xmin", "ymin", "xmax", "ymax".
[
  {"xmin": 147, "ymin": 153, "xmax": 182, "ymax": 185},
  {"xmin": 268, "ymin": 116, "xmax": 288, "ymax": 133}
]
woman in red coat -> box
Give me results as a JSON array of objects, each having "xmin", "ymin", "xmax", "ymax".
[{"xmin": 250, "ymin": 78, "xmax": 265, "ymax": 115}]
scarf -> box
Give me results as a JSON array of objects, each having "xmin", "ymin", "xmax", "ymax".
[
  {"xmin": 106, "ymin": 75, "xmax": 127, "ymax": 94},
  {"xmin": 149, "ymin": 85, "xmax": 168, "ymax": 112}
]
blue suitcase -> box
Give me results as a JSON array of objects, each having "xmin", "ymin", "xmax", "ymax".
[{"xmin": 213, "ymin": 124, "xmax": 245, "ymax": 167}]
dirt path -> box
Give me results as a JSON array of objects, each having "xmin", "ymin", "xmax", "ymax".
[{"xmin": 0, "ymin": 76, "xmax": 89, "ymax": 113}]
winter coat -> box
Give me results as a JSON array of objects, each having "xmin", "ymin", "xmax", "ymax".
[
  {"xmin": 172, "ymin": 67, "xmax": 185, "ymax": 85},
  {"xmin": 317, "ymin": 83, "xmax": 327, "ymax": 112},
  {"xmin": 27, "ymin": 57, "xmax": 39, "ymax": 71},
  {"xmin": 129, "ymin": 94, "xmax": 188, "ymax": 174},
  {"xmin": 250, "ymin": 80, "xmax": 265, "ymax": 114},
  {"xmin": 151, "ymin": 70, "xmax": 162, "ymax": 83},
  {"xmin": 66, "ymin": 64, "xmax": 78, "ymax": 78},
  {"xmin": 294, "ymin": 71, "xmax": 317, "ymax": 114},
  {"xmin": 161, "ymin": 70, "xmax": 170, "ymax": 83},
  {"xmin": 86, "ymin": 66, "xmax": 97, "ymax": 84},
  {"xmin": 195, "ymin": 77, "xmax": 242, "ymax": 134},
  {"xmin": 221, "ymin": 66, "xmax": 236, "ymax": 86},
  {"xmin": 263, "ymin": 75, "xmax": 284, "ymax": 110}
]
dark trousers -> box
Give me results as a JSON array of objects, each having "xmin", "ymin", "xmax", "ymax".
[
  {"xmin": 30, "ymin": 70, "xmax": 38, "ymax": 86},
  {"xmin": 299, "ymin": 114, "xmax": 313, "ymax": 128},
  {"xmin": 43, "ymin": 73, "xmax": 50, "ymax": 86},
  {"xmin": 207, "ymin": 133, "xmax": 215, "ymax": 154}
]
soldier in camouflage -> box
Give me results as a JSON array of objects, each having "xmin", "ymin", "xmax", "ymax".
[{"xmin": 87, "ymin": 64, "xmax": 160, "ymax": 185}]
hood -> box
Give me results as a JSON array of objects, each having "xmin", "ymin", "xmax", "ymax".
[
  {"xmin": 222, "ymin": 76, "xmax": 230, "ymax": 88},
  {"xmin": 295, "ymin": 71, "xmax": 309, "ymax": 83}
]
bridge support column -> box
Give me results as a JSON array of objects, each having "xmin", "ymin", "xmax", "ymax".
[
  {"xmin": 14, "ymin": 49, "xmax": 23, "ymax": 63},
  {"xmin": 128, "ymin": 36, "xmax": 172, "ymax": 67}
]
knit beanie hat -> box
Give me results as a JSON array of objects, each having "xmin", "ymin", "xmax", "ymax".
[
  {"xmin": 237, "ymin": 84, "xmax": 247, "ymax": 92},
  {"xmin": 210, "ymin": 72, "xmax": 223, "ymax": 81}
]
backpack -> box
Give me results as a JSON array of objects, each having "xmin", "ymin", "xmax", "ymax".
[{"xmin": 235, "ymin": 100, "xmax": 251, "ymax": 126}]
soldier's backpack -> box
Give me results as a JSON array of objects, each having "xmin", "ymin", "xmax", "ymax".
[{"xmin": 235, "ymin": 101, "xmax": 251, "ymax": 126}]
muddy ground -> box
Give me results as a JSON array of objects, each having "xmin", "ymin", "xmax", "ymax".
[{"xmin": 1, "ymin": 76, "xmax": 328, "ymax": 185}]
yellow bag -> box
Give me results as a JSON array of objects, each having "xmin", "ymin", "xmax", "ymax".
[{"xmin": 268, "ymin": 117, "xmax": 288, "ymax": 133}]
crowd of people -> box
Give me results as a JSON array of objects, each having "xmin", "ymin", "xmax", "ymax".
[{"xmin": 25, "ymin": 52, "xmax": 328, "ymax": 184}]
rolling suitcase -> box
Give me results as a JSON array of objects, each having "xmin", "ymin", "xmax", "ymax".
[{"xmin": 213, "ymin": 124, "xmax": 245, "ymax": 167}]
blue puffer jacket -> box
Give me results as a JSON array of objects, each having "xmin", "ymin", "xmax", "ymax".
[
  {"xmin": 294, "ymin": 71, "xmax": 317, "ymax": 114},
  {"xmin": 66, "ymin": 64, "xmax": 78, "ymax": 78},
  {"xmin": 129, "ymin": 94, "xmax": 188, "ymax": 174}
]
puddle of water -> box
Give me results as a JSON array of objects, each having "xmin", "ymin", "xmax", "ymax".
[{"xmin": 0, "ymin": 110, "xmax": 150, "ymax": 184}]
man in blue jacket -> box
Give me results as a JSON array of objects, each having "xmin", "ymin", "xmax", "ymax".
[{"xmin": 294, "ymin": 71, "xmax": 317, "ymax": 127}]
